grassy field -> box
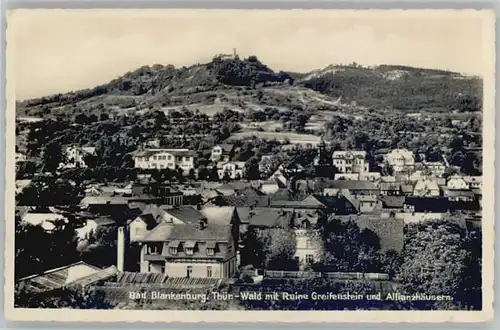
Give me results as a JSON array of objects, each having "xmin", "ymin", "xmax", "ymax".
[{"xmin": 230, "ymin": 131, "xmax": 322, "ymax": 145}]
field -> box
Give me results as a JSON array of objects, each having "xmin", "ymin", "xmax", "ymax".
[{"xmin": 230, "ymin": 131, "xmax": 322, "ymax": 145}]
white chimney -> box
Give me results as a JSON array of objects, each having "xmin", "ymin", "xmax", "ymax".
[{"xmin": 117, "ymin": 226, "xmax": 125, "ymax": 272}]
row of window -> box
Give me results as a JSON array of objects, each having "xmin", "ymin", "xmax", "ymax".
[
  {"xmin": 149, "ymin": 264, "xmax": 214, "ymax": 278},
  {"xmin": 137, "ymin": 155, "xmax": 193, "ymax": 162},
  {"xmin": 334, "ymin": 159, "xmax": 365, "ymax": 165},
  {"xmin": 148, "ymin": 245, "xmax": 215, "ymax": 256}
]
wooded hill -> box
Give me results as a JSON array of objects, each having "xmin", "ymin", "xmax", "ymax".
[{"xmin": 17, "ymin": 55, "xmax": 482, "ymax": 118}]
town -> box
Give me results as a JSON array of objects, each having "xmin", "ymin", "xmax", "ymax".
[{"xmin": 13, "ymin": 55, "xmax": 483, "ymax": 311}]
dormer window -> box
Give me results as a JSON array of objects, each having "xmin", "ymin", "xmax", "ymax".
[
  {"xmin": 206, "ymin": 248, "xmax": 214, "ymax": 256},
  {"xmin": 184, "ymin": 241, "xmax": 196, "ymax": 255},
  {"xmin": 168, "ymin": 240, "xmax": 180, "ymax": 255}
]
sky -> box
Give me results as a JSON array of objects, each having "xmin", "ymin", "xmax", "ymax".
[{"xmin": 7, "ymin": 9, "xmax": 493, "ymax": 100}]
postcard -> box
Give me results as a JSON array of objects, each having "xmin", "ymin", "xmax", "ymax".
[{"xmin": 4, "ymin": 9, "xmax": 495, "ymax": 323}]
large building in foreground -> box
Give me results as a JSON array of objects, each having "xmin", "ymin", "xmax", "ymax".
[{"xmin": 122, "ymin": 206, "xmax": 240, "ymax": 279}]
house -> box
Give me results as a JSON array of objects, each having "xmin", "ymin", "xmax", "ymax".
[
  {"xmin": 384, "ymin": 149, "xmax": 415, "ymax": 173},
  {"xmin": 446, "ymin": 174, "xmax": 470, "ymax": 190},
  {"xmin": 206, "ymin": 187, "xmax": 269, "ymax": 208},
  {"xmin": 380, "ymin": 182, "xmax": 402, "ymax": 196},
  {"xmin": 356, "ymin": 194, "xmax": 381, "ymax": 213},
  {"xmin": 359, "ymin": 172, "xmax": 382, "ymax": 182},
  {"xmin": 238, "ymin": 207, "xmax": 293, "ymax": 231},
  {"xmin": 400, "ymin": 197, "xmax": 480, "ymax": 223},
  {"xmin": 442, "ymin": 188, "xmax": 476, "ymax": 202},
  {"xmin": 133, "ymin": 209, "xmax": 239, "ymax": 278},
  {"xmin": 322, "ymin": 180, "xmax": 379, "ymax": 198},
  {"xmin": 332, "ymin": 151, "xmax": 369, "ymax": 173},
  {"xmin": 334, "ymin": 173, "xmax": 359, "ymax": 180},
  {"xmin": 18, "ymin": 207, "xmax": 68, "ymax": 232},
  {"xmin": 413, "ymin": 179, "xmax": 440, "ymax": 197},
  {"xmin": 76, "ymin": 217, "xmax": 116, "ymax": 240},
  {"xmin": 211, "ymin": 144, "xmax": 235, "ymax": 162},
  {"xmin": 62, "ymin": 146, "xmax": 97, "ymax": 168},
  {"xmin": 133, "ymin": 148, "xmax": 196, "ymax": 174},
  {"xmin": 259, "ymin": 178, "xmax": 286, "ymax": 195},
  {"xmin": 17, "ymin": 261, "xmax": 117, "ymax": 295},
  {"xmin": 464, "ymin": 176, "xmax": 482, "ymax": 190},
  {"xmin": 422, "ymin": 161, "xmax": 446, "ymax": 177},
  {"xmin": 269, "ymin": 193, "xmax": 359, "ymax": 216},
  {"xmin": 217, "ymin": 161, "xmax": 245, "ymax": 180},
  {"xmin": 294, "ymin": 228, "xmax": 323, "ymax": 267}
]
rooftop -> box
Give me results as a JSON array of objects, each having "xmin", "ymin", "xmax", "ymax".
[{"xmin": 17, "ymin": 261, "xmax": 103, "ymax": 294}]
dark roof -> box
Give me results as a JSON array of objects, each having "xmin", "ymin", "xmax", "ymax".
[
  {"xmin": 400, "ymin": 184, "xmax": 414, "ymax": 194},
  {"xmin": 241, "ymin": 208, "xmax": 293, "ymax": 228},
  {"xmin": 380, "ymin": 196, "xmax": 406, "ymax": 209},
  {"xmin": 321, "ymin": 180, "xmax": 379, "ymax": 191},
  {"xmin": 216, "ymin": 182, "xmax": 254, "ymax": 192},
  {"xmin": 139, "ymin": 223, "xmax": 231, "ymax": 242},
  {"xmin": 91, "ymin": 217, "xmax": 117, "ymax": 227},
  {"xmin": 164, "ymin": 206, "xmax": 207, "ymax": 225},
  {"xmin": 208, "ymin": 194, "xmax": 269, "ymax": 208},
  {"xmin": 405, "ymin": 197, "xmax": 480, "ymax": 213}
]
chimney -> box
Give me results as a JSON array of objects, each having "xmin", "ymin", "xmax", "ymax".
[
  {"xmin": 117, "ymin": 226, "xmax": 126, "ymax": 272},
  {"xmin": 197, "ymin": 219, "xmax": 207, "ymax": 230}
]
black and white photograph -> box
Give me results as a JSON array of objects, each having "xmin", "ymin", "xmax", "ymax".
[{"xmin": 4, "ymin": 9, "xmax": 495, "ymax": 323}]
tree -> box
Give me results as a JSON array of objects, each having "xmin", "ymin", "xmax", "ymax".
[
  {"xmin": 244, "ymin": 157, "xmax": 261, "ymax": 180},
  {"xmin": 208, "ymin": 166, "xmax": 220, "ymax": 182},
  {"xmin": 398, "ymin": 219, "xmax": 479, "ymax": 310},
  {"xmin": 317, "ymin": 220, "xmax": 381, "ymax": 273},
  {"xmin": 82, "ymin": 154, "xmax": 98, "ymax": 168},
  {"xmin": 15, "ymin": 219, "xmax": 80, "ymax": 280},
  {"xmin": 261, "ymin": 228, "xmax": 297, "ymax": 270},
  {"xmin": 15, "ymin": 285, "xmax": 113, "ymax": 309},
  {"xmin": 42, "ymin": 141, "xmax": 65, "ymax": 173}
]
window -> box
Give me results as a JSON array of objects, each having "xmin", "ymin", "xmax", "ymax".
[
  {"xmin": 167, "ymin": 155, "xmax": 172, "ymax": 160},
  {"xmin": 169, "ymin": 247, "xmax": 177, "ymax": 255},
  {"xmin": 161, "ymin": 264, "xmax": 165, "ymax": 273},
  {"xmin": 306, "ymin": 239, "xmax": 312, "ymax": 249},
  {"xmin": 185, "ymin": 247, "xmax": 194, "ymax": 255},
  {"xmin": 153, "ymin": 156, "xmax": 157, "ymax": 160},
  {"xmin": 148, "ymin": 244, "xmax": 161, "ymax": 255},
  {"xmin": 186, "ymin": 266, "xmax": 193, "ymax": 278},
  {"xmin": 306, "ymin": 254, "xmax": 314, "ymax": 264},
  {"xmin": 206, "ymin": 248, "xmax": 214, "ymax": 256},
  {"xmin": 207, "ymin": 266, "xmax": 213, "ymax": 278}
]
